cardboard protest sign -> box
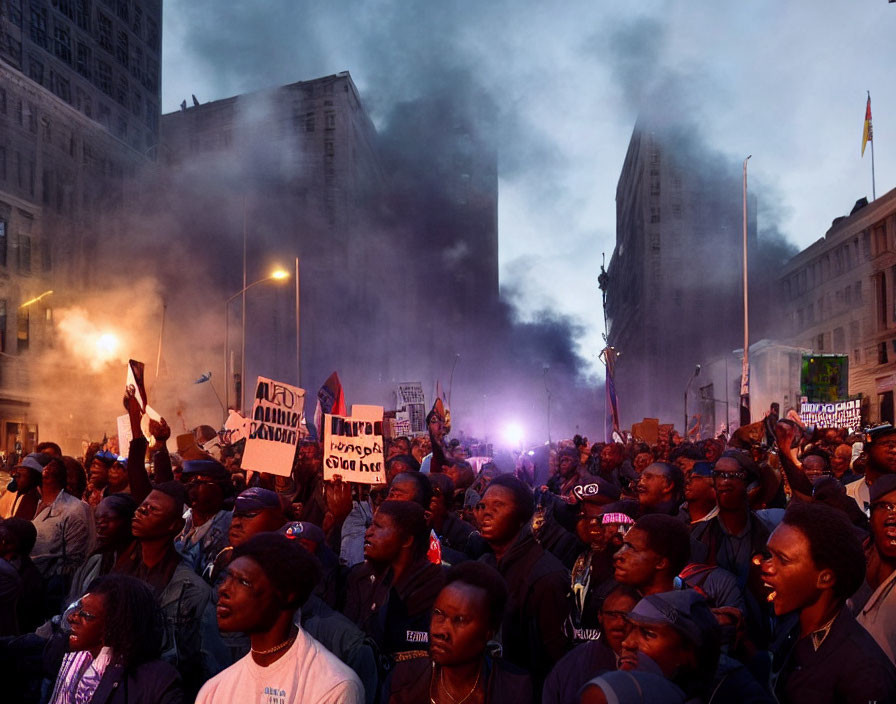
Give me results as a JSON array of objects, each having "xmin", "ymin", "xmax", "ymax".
[
  {"xmin": 241, "ymin": 377, "xmax": 306, "ymax": 477},
  {"xmin": 632, "ymin": 418, "xmax": 660, "ymax": 445},
  {"xmin": 799, "ymin": 398, "xmax": 862, "ymax": 430},
  {"xmin": 396, "ymin": 382, "xmax": 426, "ymax": 433},
  {"xmin": 323, "ymin": 404, "xmax": 386, "ymax": 484},
  {"xmin": 223, "ymin": 410, "xmax": 251, "ymax": 444}
]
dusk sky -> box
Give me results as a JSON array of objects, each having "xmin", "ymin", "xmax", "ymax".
[{"xmin": 161, "ymin": 1, "xmax": 896, "ymax": 378}]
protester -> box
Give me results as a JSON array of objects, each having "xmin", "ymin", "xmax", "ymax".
[
  {"xmin": 850, "ymin": 473, "xmax": 896, "ymax": 663},
  {"xmin": 45, "ymin": 574, "xmax": 184, "ymax": 703},
  {"xmin": 0, "ymin": 517, "xmax": 44, "ymax": 632},
  {"xmin": 0, "ymin": 454, "xmax": 47, "ymax": 519},
  {"xmin": 679, "ymin": 461, "xmax": 718, "ymax": 524},
  {"xmin": 344, "ymin": 500, "xmax": 445, "ymax": 659},
  {"xmin": 31, "ymin": 457, "xmax": 92, "ymax": 612},
  {"xmin": 477, "ymin": 474, "xmax": 570, "ymax": 688},
  {"xmin": 196, "ymin": 533, "xmax": 363, "ymax": 704},
  {"xmin": 762, "ymin": 501, "xmax": 896, "ymax": 703},
  {"xmin": 633, "ymin": 462, "xmax": 684, "ymax": 516},
  {"xmin": 112, "ymin": 482, "xmax": 215, "ymax": 695},
  {"xmin": 543, "ymin": 584, "xmax": 640, "ymax": 704},
  {"xmin": 568, "ymin": 496, "xmax": 618, "ymax": 638},
  {"xmin": 387, "ymin": 561, "xmax": 532, "ymax": 703},
  {"xmin": 613, "ymin": 514, "xmax": 690, "ymax": 596},
  {"xmin": 176, "ymin": 458, "xmax": 234, "ymax": 576}
]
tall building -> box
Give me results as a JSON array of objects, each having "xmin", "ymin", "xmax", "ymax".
[
  {"xmin": 0, "ymin": 0, "xmax": 161, "ymax": 152},
  {"xmin": 605, "ymin": 121, "xmax": 756, "ymax": 428},
  {"xmin": 158, "ymin": 72, "xmax": 500, "ymax": 410},
  {"xmin": 0, "ymin": 0, "xmax": 155, "ymax": 452},
  {"xmin": 777, "ymin": 188, "xmax": 896, "ymax": 424}
]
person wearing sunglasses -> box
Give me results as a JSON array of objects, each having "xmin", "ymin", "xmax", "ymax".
[{"xmin": 852, "ymin": 473, "xmax": 896, "ymax": 664}]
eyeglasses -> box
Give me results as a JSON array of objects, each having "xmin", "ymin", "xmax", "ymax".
[
  {"xmin": 871, "ymin": 501, "xmax": 896, "ymax": 514},
  {"xmin": 70, "ymin": 603, "xmax": 98, "ymax": 622},
  {"xmin": 712, "ymin": 469, "xmax": 748, "ymax": 481}
]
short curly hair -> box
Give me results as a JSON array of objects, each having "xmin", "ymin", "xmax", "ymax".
[
  {"xmin": 232, "ymin": 532, "xmax": 322, "ymax": 610},
  {"xmin": 444, "ymin": 561, "xmax": 508, "ymax": 631},
  {"xmin": 780, "ymin": 500, "xmax": 866, "ymax": 600}
]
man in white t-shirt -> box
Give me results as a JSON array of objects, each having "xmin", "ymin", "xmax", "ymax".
[{"xmin": 196, "ymin": 532, "xmax": 363, "ymax": 704}]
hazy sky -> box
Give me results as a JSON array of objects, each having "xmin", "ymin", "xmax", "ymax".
[{"xmin": 162, "ymin": 1, "xmax": 896, "ymax": 376}]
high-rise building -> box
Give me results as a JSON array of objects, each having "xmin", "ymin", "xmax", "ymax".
[
  {"xmin": 0, "ymin": 0, "xmax": 162, "ymax": 152},
  {"xmin": 0, "ymin": 0, "xmax": 155, "ymax": 452},
  {"xmin": 605, "ymin": 121, "xmax": 756, "ymax": 428}
]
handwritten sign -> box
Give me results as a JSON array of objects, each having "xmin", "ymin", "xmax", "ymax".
[
  {"xmin": 800, "ymin": 398, "xmax": 862, "ymax": 430},
  {"xmin": 223, "ymin": 410, "xmax": 250, "ymax": 445},
  {"xmin": 241, "ymin": 377, "xmax": 306, "ymax": 477},
  {"xmin": 323, "ymin": 405, "xmax": 385, "ymax": 484}
]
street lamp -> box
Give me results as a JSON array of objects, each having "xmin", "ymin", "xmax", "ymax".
[
  {"xmin": 224, "ymin": 268, "xmax": 290, "ymax": 416},
  {"xmin": 684, "ymin": 364, "xmax": 701, "ymax": 437}
]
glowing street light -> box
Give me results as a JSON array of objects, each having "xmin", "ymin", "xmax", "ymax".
[
  {"xmin": 502, "ymin": 422, "xmax": 525, "ymax": 449},
  {"xmin": 96, "ymin": 333, "xmax": 120, "ymax": 357},
  {"xmin": 224, "ymin": 267, "xmax": 290, "ymax": 415}
]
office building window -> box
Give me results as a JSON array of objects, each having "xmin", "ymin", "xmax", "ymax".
[
  {"xmin": 55, "ymin": 76, "xmax": 71, "ymax": 103},
  {"xmin": 28, "ymin": 56, "xmax": 44, "ymax": 85},
  {"xmin": 132, "ymin": 5, "xmax": 142, "ymax": 37},
  {"xmin": 0, "ymin": 300, "xmax": 6, "ymax": 353},
  {"xmin": 54, "ymin": 24, "xmax": 72, "ymax": 64},
  {"xmin": 58, "ymin": 0, "xmax": 75, "ymax": 19},
  {"xmin": 146, "ymin": 17, "xmax": 159, "ymax": 51},
  {"xmin": 0, "ymin": 147, "xmax": 5, "ymax": 181},
  {"xmin": 30, "ymin": 7, "xmax": 49, "ymax": 48},
  {"xmin": 0, "ymin": 219, "xmax": 6, "ymax": 266},
  {"xmin": 75, "ymin": 0, "xmax": 91, "ymax": 31},
  {"xmin": 97, "ymin": 60, "xmax": 113, "ymax": 95},
  {"xmin": 97, "ymin": 11, "xmax": 113, "ymax": 52},
  {"xmin": 305, "ymin": 113, "xmax": 315, "ymax": 132},
  {"xmin": 116, "ymin": 0, "xmax": 128, "ymax": 22},
  {"xmin": 76, "ymin": 42, "xmax": 92, "ymax": 78},
  {"xmin": 17, "ymin": 230, "xmax": 31, "ymax": 274},
  {"xmin": 16, "ymin": 307, "xmax": 28, "ymax": 353},
  {"xmin": 325, "ymin": 111, "xmax": 335, "ymax": 129},
  {"xmin": 116, "ymin": 30, "xmax": 128, "ymax": 67},
  {"xmin": 116, "ymin": 75, "xmax": 128, "ymax": 105}
]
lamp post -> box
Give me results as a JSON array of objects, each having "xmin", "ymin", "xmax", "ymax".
[
  {"xmin": 224, "ymin": 268, "xmax": 289, "ymax": 417},
  {"xmin": 684, "ymin": 364, "xmax": 701, "ymax": 436}
]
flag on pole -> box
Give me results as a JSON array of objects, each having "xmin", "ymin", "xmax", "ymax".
[
  {"xmin": 862, "ymin": 93, "xmax": 873, "ymax": 157},
  {"xmin": 601, "ymin": 347, "xmax": 621, "ymax": 442},
  {"xmin": 313, "ymin": 371, "xmax": 346, "ymax": 439}
]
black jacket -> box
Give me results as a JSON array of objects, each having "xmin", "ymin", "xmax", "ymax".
[
  {"xmin": 771, "ymin": 608, "xmax": 896, "ymax": 704},
  {"xmin": 480, "ymin": 528, "xmax": 571, "ymax": 687},
  {"xmin": 386, "ymin": 655, "xmax": 532, "ymax": 704},
  {"xmin": 344, "ymin": 555, "xmax": 445, "ymax": 657}
]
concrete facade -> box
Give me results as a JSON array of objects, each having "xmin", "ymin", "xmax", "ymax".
[
  {"xmin": 777, "ymin": 188, "xmax": 896, "ymax": 424},
  {"xmin": 0, "ymin": 0, "xmax": 161, "ymax": 154},
  {"xmin": 605, "ymin": 122, "xmax": 756, "ymax": 428}
]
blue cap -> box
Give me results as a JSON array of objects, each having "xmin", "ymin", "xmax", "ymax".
[
  {"xmin": 234, "ymin": 487, "xmax": 281, "ymax": 513},
  {"xmin": 690, "ymin": 461, "xmax": 714, "ymax": 478},
  {"xmin": 181, "ymin": 458, "xmax": 228, "ymax": 480}
]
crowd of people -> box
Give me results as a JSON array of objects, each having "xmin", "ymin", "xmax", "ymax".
[{"xmin": 1, "ymin": 392, "xmax": 895, "ymax": 704}]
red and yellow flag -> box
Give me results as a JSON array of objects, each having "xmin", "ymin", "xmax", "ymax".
[{"xmin": 862, "ymin": 93, "xmax": 873, "ymax": 157}]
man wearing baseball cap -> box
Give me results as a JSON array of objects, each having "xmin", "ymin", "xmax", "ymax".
[{"xmin": 0, "ymin": 453, "xmax": 49, "ymax": 520}]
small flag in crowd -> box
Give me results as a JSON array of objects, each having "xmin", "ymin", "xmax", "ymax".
[
  {"xmin": 862, "ymin": 92, "xmax": 873, "ymax": 157},
  {"xmin": 427, "ymin": 529, "xmax": 442, "ymax": 565},
  {"xmin": 314, "ymin": 371, "xmax": 346, "ymax": 438},
  {"xmin": 195, "ymin": 371, "xmax": 212, "ymax": 384}
]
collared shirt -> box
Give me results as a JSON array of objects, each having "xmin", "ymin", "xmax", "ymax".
[
  {"xmin": 853, "ymin": 567, "xmax": 896, "ymax": 663},
  {"xmin": 31, "ymin": 491, "xmax": 91, "ymax": 578}
]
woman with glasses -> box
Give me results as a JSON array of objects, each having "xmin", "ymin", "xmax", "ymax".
[{"xmin": 47, "ymin": 573, "xmax": 183, "ymax": 703}]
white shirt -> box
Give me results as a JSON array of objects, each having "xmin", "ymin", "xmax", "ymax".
[
  {"xmin": 846, "ymin": 478, "xmax": 871, "ymax": 516},
  {"xmin": 195, "ymin": 627, "xmax": 363, "ymax": 704}
]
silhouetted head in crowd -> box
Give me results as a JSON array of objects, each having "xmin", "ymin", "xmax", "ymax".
[
  {"xmin": 599, "ymin": 584, "xmax": 641, "ymax": 655},
  {"xmin": 66, "ymin": 574, "xmax": 166, "ymax": 667},
  {"xmin": 35, "ymin": 442, "xmax": 62, "ymax": 458},
  {"xmin": 636, "ymin": 463, "xmax": 683, "ymax": 511},
  {"xmin": 477, "ymin": 475, "xmax": 534, "ymax": 558},
  {"xmin": 801, "ymin": 448, "xmax": 831, "ymax": 484},
  {"xmin": 386, "ymin": 468, "xmax": 431, "ymax": 506},
  {"xmin": 229, "ymin": 488, "xmax": 287, "ymax": 548},
  {"xmin": 385, "ymin": 453, "xmax": 421, "ymax": 485},
  {"xmin": 363, "ymin": 500, "xmax": 429, "ymax": 566},
  {"xmin": 131, "ymin": 483, "xmax": 187, "ymax": 543},
  {"xmin": 614, "ymin": 514, "xmax": 690, "ymax": 595},
  {"xmin": 429, "ymin": 561, "xmax": 508, "ymax": 667},
  {"xmin": 761, "ymin": 500, "xmax": 866, "ymax": 621},
  {"xmin": 62, "ymin": 456, "xmax": 88, "ymax": 500},
  {"xmin": 217, "ymin": 533, "xmax": 321, "ymax": 635},
  {"xmin": 619, "ymin": 590, "xmax": 721, "ymax": 700},
  {"xmin": 95, "ymin": 494, "xmax": 138, "ymax": 551},
  {"xmin": 0, "ymin": 518, "xmax": 37, "ymax": 560}
]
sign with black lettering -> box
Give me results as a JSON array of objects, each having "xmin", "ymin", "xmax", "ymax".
[
  {"xmin": 799, "ymin": 397, "xmax": 862, "ymax": 430},
  {"xmin": 323, "ymin": 405, "xmax": 385, "ymax": 484},
  {"xmin": 241, "ymin": 377, "xmax": 306, "ymax": 477}
]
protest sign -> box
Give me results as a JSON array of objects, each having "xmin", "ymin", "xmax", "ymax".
[
  {"xmin": 223, "ymin": 409, "xmax": 250, "ymax": 445},
  {"xmin": 323, "ymin": 404, "xmax": 386, "ymax": 484},
  {"xmin": 396, "ymin": 382, "xmax": 426, "ymax": 433},
  {"xmin": 241, "ymin": 377, "xmax": 306, "ymax": 477},
  {"xmin": 799, "ymin": 398, "xmax": 862, "ymax": 430}
]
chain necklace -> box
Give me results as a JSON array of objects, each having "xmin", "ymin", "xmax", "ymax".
[
  {"xmin": 429, "ymin": 661, "xmax": 482, "ymax": 704},
  {"xmin": 251, "ymin": 629, "xmax": 297, "ymax": 656}
]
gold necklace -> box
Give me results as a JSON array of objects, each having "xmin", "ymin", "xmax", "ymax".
[
  {"xmin": 251, "ymin": 629, "xmax": 297, "ymax": 656},
  {"xmin": 429, "ymin": 661, "xmax": 482, "ymax": 704}
]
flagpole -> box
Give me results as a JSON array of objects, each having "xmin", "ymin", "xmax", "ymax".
[
  {"xmin": 871, "ymin": 129, "xmax": 877, "ymax": 201},
  {"xmin": 740, "ymin": 155, "xmax": 752, "ymax": 427}
]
